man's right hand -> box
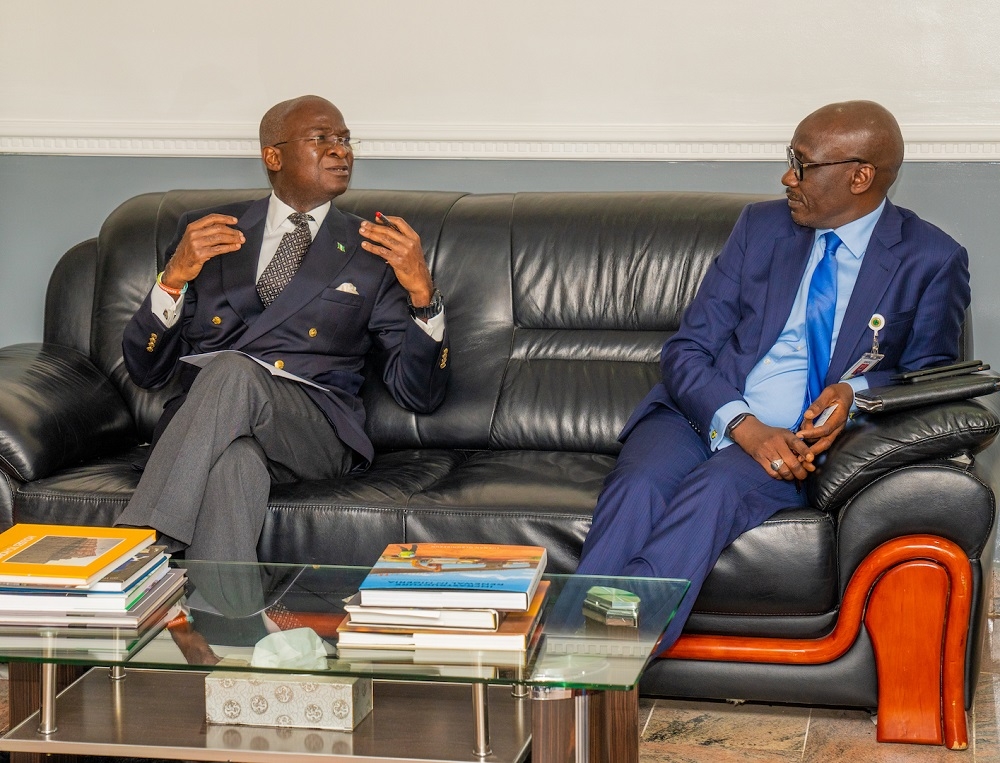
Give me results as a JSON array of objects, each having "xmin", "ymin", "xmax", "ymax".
[
  {"xmin": 161, "ymin": 214, "xmax": 245, "ymax": 289},
  {"xmin": 730, "ymin": 415, "xmax": 815, "ymax": 481}
]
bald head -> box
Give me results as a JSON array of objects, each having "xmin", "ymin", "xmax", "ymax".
[
  {"xmin": 259, "ymin": 95, "xmax": 340, "ymax": 148},
  {"xmin": 798, "ymin": 100, "xmax": 904, "ymax": 193},
  {"xmin": 258, "ymin": 96, "xmax": 353, "ymax": 211}
]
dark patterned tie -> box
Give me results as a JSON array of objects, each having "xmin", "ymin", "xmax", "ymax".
[{"xmin": 256, "ymin": 212, "xmax": 314, "ymax": 307}]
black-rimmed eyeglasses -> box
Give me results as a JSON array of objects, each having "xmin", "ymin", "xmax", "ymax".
[
  {"xmin": 786, "ymin": 145, "xmax": 874, "ymax": 181},
  {"xmin": 272, "ymin": 135, "xmax": 356, "ymax": 151}
]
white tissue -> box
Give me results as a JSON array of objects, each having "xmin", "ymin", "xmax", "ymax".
[{"xmin": 250, "ymin": 627, "xmax": 329, "ymax": 670}]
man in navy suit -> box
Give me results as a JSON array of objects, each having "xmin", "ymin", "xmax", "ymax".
[
  {"xmin": 115, "ymin": 95, "xmax": 449, "ymax": 563},
  {"xmin": 576, "ymin": 101, "xmax": 971, "ymax": 650}
]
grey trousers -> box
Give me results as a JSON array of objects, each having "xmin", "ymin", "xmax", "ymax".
[{"xmin": 116, "ymin": 353, "xmax": 352, "ymax": 562}]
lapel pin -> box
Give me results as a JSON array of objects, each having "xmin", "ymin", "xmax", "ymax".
[{"xmin": 337, "ymin": 242, "xmax": 346, "ymax": 252}]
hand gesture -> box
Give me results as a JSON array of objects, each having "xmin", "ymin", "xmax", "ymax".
[
  {"xmin": 162, "ymin": 214, "xmax": 245, "ymax": 288},
  {"xmin": 796, "ymin": 382, "xmax": 854, "ymax": 456},
  {"xmin": 359, "ymin": 216, "xmax": 434, "ymax": 307},
  {"xmin": 730, "ymin": 415, "xmax": 815, "ymax": 480}
]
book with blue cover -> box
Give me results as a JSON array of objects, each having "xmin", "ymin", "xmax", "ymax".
[{"xmin": 358, "ymin": 543, "xmax": 547, "ymax": 611}]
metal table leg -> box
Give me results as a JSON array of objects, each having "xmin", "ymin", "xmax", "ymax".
[
  {"xmin": 472, "ymin": 682, "xmax": 492, "ymax": 757},
  {"xmin": 574, "ymin": 691, "xmax": 590, "ymax": 763},
  {"xmin": 37, "ymin": 663, "xmax": 57, "ymax": 735}
]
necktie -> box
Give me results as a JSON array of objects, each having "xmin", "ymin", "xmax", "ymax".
[
  {"xmin": 802, "ymin": 231, "xmax": 842, "ymax": 415},
  {"xmin": 256, "ymin": 212, "xmax": 314, "ymax": 307}
]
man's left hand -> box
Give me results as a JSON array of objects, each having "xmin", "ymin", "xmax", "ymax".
[
  {"xmin": 796, "ymin": 382, "xmax": 854, "ymax": 456},
  {"xmin": 359, "ymin": 216, "xmax": 434, "ymax": 306}
]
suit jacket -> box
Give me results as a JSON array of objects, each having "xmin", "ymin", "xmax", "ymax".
[
  {"xmin": 122, "ymin": 196, "xmax": 450, "ymax": 465},
  {"xmin": 625, "ymin": 198, "xmax": 971, "ymax": 446}
]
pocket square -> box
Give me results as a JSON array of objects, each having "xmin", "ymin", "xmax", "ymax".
[{"xmin": 335, "ymin": 282, "xmax": 359, "ymax": 295}]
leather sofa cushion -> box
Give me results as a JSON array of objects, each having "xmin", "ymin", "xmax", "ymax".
[
  {"xmin": 12, "ymin": 445, "xmax": 838, "ymax": 634},
  {"xmin": 0, "ymin": 345, "xmax": 135, "ymax": 482},
  {"xmin": 808, "ymin": 396, "xmax": 1000, "ymax": 512}
]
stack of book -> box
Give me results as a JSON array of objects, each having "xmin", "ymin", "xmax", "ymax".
[
  {"xmin": 336, "ymin": 542, "xmax": 548, "ymax": 660},
  {"xmin": 0, "ymin": 524, "xmax": 187, "ymax": 649}
]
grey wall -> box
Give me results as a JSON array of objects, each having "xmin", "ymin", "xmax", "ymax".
[{"xmin": 2, "ymin": 156, "xmax": 998, "ymax": 361}]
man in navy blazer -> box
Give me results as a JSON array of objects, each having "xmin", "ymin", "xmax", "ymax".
[
  {"xmin": 576, "ymin": 101, "xmax": 971, "ymax": 650},
  {"xmin": 116, "ymin": 95, "xmax": 450, "ymax": 563}
]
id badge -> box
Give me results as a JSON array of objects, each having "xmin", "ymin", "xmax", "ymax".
[{"xmin": 841, "ymin": 352, "xmax": 884, "ymax": 380}]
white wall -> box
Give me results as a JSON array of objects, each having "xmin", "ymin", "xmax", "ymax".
[{"xmin": 3, "ymin": 0, "xmax": 1000, "ymax": 160}]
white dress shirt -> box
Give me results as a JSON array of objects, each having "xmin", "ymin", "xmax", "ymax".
[{"xmin": 150, "ymin": 192, "xmax": 445, "ymax": 341}]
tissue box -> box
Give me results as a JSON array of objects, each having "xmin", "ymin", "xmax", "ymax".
[{"xmin": 205, "ymin": 672, "xmax": 372, "ymax": 731}]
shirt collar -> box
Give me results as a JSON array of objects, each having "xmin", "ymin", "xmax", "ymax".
[
  {"xmin": 265, "ymin": 192, "xmax": 332, "ymax": 235},
  {"xmin": 814, "ymin": 198, "xmax": 886, "ymax": 260}
]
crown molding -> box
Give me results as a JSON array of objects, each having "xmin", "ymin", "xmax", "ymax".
[{"xmin": 3, "ymin": 120, "xmax": 1000, "ymax": 161}]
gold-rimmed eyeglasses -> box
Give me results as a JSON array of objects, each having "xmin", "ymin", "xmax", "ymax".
[
  {"xmin": 272, "ymin": 135, "xmax": 358, "ymax": 152},
  {"xmin": 786, "ymin": 145, "xmax": 874, "ymax": 181}
]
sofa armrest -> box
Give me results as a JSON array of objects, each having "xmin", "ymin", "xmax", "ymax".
[
  {"xmin": 808, "ymin": 394, "xmax": 1000, "ymax": 512},
  {"xmin": 0, "ymin": 343, "xmax": 136, "ymax": 482}
]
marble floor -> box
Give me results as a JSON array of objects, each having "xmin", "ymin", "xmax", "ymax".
[{"xmin": 638, "ymin": 613, "xmax": 1000, "ymax": 761}]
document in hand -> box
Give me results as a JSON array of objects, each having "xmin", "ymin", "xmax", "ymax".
[{"xmin": 180, "ymin": 350, "xmax": 328, "ymax": 391}]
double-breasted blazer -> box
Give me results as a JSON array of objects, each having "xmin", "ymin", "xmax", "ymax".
[{"xmin": 123, "ymin": 196, "xmax": 450, "ymax": 464}]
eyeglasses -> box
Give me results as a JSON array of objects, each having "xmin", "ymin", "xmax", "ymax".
[
  {"xmin": 272, "ymin": 135, "xmax": 357, "ymax": 151},
  {"xmin": 786, "ymin": 145, "xmax": 874, "ymax": 181}
]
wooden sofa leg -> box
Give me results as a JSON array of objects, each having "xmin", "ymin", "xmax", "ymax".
[
  {"xmin": 865, "ymin": 558, "xmax": 968, "ymax": 749},
  {"xmin": 664, "ymin": 534, "xmax": 973, "ymax": 749}
]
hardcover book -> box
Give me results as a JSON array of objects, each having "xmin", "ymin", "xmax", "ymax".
[
  {"xmin": 358, "ymin": 542, "xmax": 547, "ymax": 611},
  {"xmin": 0, "ymin": 602, "xmax": 177, "ymax": 659},
  {"xmin": 0, "ymin": 569, "xmax": 186, "ymax": 628},
  {"xmin": 0, "ymin": 563, "xmax": 169, "ymax": 613},
  {"xmin": 339, "ymin": 581, "xmax": 549, "ymax": 651},
  {"xmin": 0, "ymin": 524, "xmax": 156, "ymax": 588},
  {"xmin": 342, "ymin": 593, "xmax": 501, "ymax": 631},
  {"xmin": 89, "ymin": 546, "xmax": 168, "ymax": 592}
]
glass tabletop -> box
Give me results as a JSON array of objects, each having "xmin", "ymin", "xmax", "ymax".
[{"xmin": 0, "ymin": 560, "xmax": 689, "ymax": 692}]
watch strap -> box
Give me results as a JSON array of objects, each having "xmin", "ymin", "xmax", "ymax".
[
  {"xmin": 408, "ymin": 289, "xmax": 444, "ymax": 320},
  {"xmin": 725, "ymin": 412, "xmax": 751, "ymax": 438}
]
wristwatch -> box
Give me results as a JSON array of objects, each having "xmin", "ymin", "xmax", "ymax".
[
  {"xmin": 725, "ymin": 412, "xmax": 752, "ymax": 439},
  {"xmin": 407, "ymin": 289, "xmax": 444, "ymax": 320}
]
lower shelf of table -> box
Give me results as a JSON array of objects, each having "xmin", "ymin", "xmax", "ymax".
[{"xmin": 1, "ymin": 668, "xmax": 533, "ymax": 763}]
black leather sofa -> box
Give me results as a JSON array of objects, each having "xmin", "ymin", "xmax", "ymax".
[{"xmin": 0, "ymin": 188, "xmax": 996, "ymax": 748}]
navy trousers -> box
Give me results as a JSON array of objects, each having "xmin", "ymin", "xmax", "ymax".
[{"xmin": 576, "ymin": 406, "xmax": 805, "ymax": 650}]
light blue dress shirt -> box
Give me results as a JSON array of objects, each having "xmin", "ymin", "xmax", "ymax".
[{"xmin": 711, "ymin": 200, "xmax": 886, "ymax": 450}]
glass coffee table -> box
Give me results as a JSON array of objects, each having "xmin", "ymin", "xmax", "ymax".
[{"xmin": 0, "ymin": 560, "xmax": 688, "ymax": 763}]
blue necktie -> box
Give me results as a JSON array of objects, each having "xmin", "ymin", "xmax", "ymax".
[{"xmin": 802, "ymin": 231, "xmax": 842, "ymax": 416}]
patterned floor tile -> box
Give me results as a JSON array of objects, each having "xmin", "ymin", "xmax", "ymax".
[
  {"xmin": 640, "ymin": 742, "xmax": 802, "ymax": 762},
  {"xmin": 641, "ymin": 698, "xmax": 808, "ymax": 754},
  {"xmin": 803, "ymin": 708, "xmax": 958, "ymax": 763},
  {"xmin": 974, "ymin": 671, "xmax": 1000, "ymax": 758}
]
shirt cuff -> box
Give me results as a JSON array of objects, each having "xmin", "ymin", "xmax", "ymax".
[
  {"xmin": 843, "ymin": 376, "xmax": 865, "ymax": 413},
  {"xmin": 150, "ymin": 284, "xmax": 184, "ymax": 328},
  {"xmin": 412, "ymin": 309, "xmax": 446, "ymax": 342},
  {"xmin": 710, "ymin": 401, "xmax": 752, "ymax": 452}
]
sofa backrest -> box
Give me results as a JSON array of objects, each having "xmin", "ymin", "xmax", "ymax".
[
  {"xmin": 349, "ymin": 191, "xmax": 770, "ymax": 455},
  {"xmin": 50, "ymin": 189, "xmax": 773, "ymax": 452}
]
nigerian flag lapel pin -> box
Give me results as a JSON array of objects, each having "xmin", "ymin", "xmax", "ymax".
[{"xmin": 337, "ymin": 242, "xmax": 346, "ymax": 252}]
